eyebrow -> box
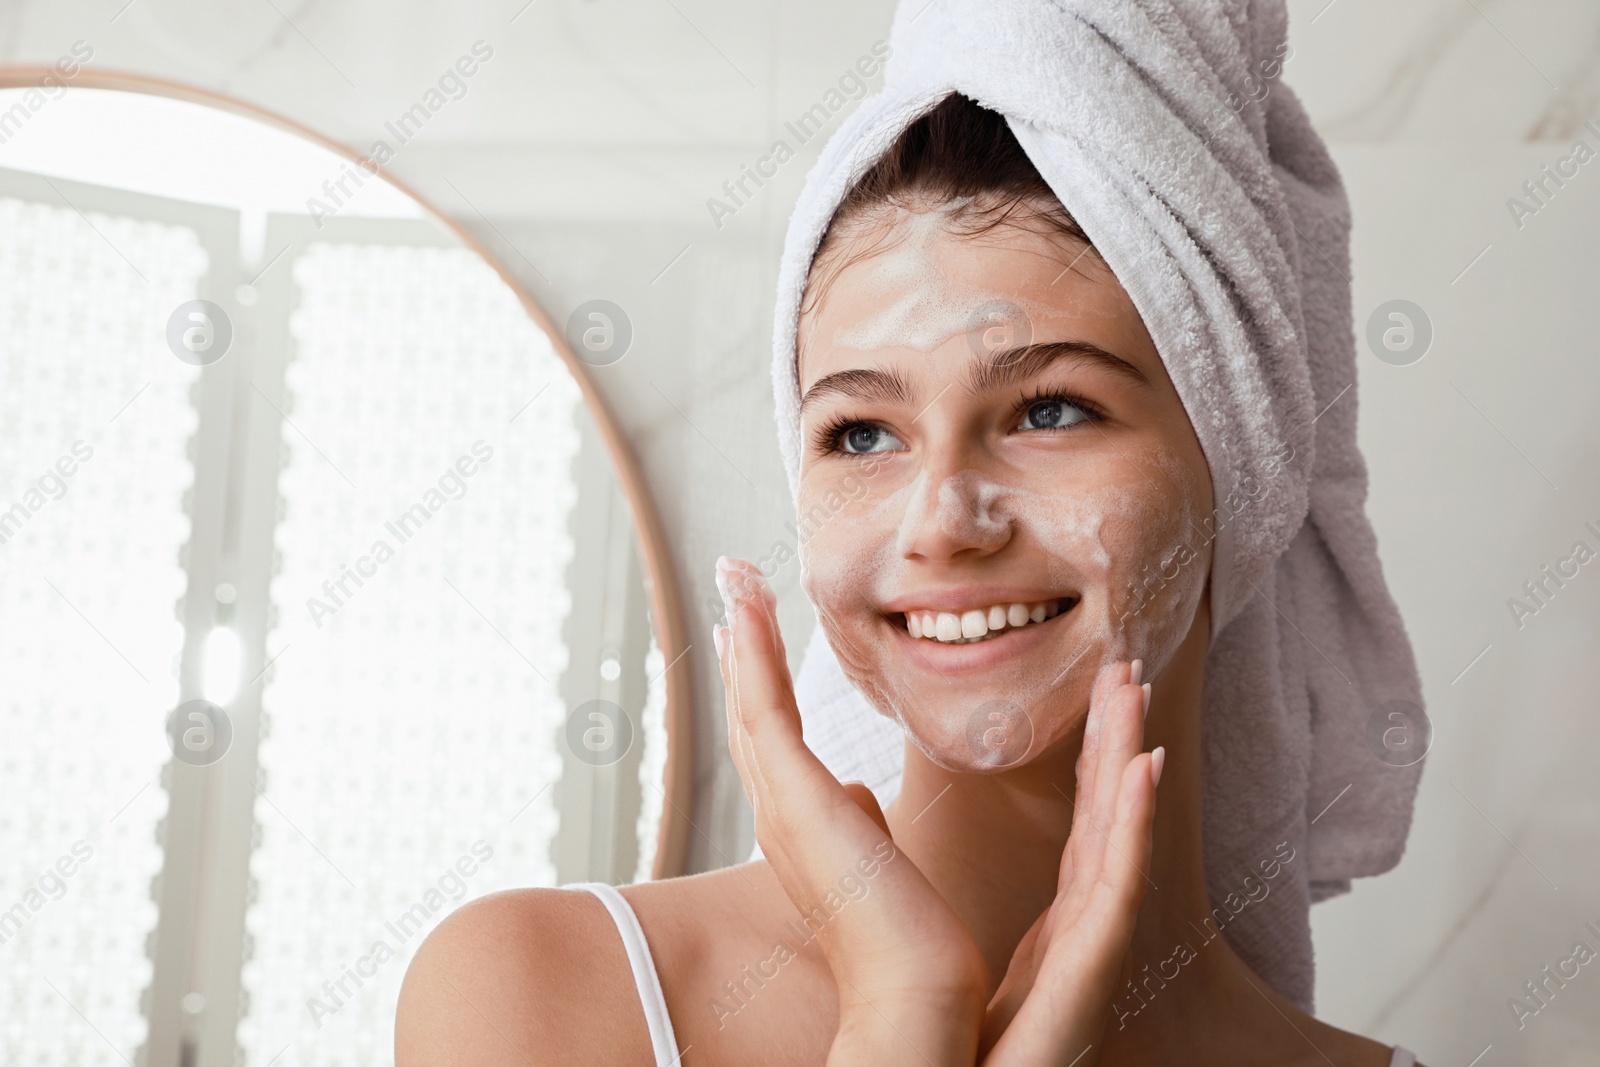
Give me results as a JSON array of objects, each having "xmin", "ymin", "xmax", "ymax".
[
  {"xmin": 798, "ymin": 339, "xmax": 1150, "ymax": 416},
  {"xmin": 799, "ymin": 365, "xmax": 916, "ymax": 415},
  {"xmin": 970, "ymin": 339, "xmax": 1151, "ymax": 394}
]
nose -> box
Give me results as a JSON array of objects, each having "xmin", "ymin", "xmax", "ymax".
[{"xmin": 894, "ymin": 463, "xmax": 1015, "ymax": 562}]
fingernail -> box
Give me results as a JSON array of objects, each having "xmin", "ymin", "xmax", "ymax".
[
  {"xmin": 715, "ymin": 556, "xmax": 741, "ymax": 629},
  {"xmin": 1150, "ymin": 746, "xmax": 1165, "ymax": 788},
  {"xmin": 1141, "ymin": 682, "xmax": 1152, "ymax": 720},
  {"xmin": 1130, "ymin": 658, "xmax": 1143, "ymax": 687},
  {"xmin": 712, "ymin": 623, "xmax": 727, "ymax": 658}
]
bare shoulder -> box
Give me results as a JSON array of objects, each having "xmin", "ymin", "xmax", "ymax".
[
  {"xmin": 1291, "ymin": 1016, "xmax": 1427, "ymax": 1067},
  {"xmin": 395, "ymin": 886, "xmax": 654, "ymax": 1066},
  {"xmin": 620, "ymin": 861, "xmax": 836, "ymax": 1063}
]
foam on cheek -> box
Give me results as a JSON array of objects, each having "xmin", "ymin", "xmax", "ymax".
[
  {"xmin": 799, "ymin": 473, "xmax": 927, "ymax": 748},
  {"xmin": 1036, "ymin": 450, "xmax": 1207, "ymax": 680},
  {"xmin": 800, "ymin": 449, "xmax": 1211, "ymax": 774},
  {"xmin": 1030, "ymin": 492, "xmax": 1111, "ymax": 572},
  {"xmin": 798, "ymin": 470, "xmax": 918, "ymax": 667}
]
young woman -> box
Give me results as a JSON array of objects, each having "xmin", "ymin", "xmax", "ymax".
[{"xmin": 394, "ymin": 86, "xmax": 1425, "ymax": 1065}]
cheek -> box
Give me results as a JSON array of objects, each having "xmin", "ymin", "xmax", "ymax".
[
  {"xmin": 798, "ymin": 476, "xmax": 897, "ymax": 611},
  {"xmin": 1085, "ymin": 452, "xmax": 1210, "ymax": 673},
  {"xmin": 797, "ymin": 472, "xmax": 933, "ymax": 727},
  {"xmin": 798, "ymin": 476, "xmax": 895, "ymax": 655}
]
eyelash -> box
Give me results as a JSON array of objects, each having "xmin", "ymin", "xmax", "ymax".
[{"xmin": 811, "ymin": 387, "xmax": 1106, "ymax": 457}]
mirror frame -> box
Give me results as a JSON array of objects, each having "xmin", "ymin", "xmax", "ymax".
[{"xmin": 0, "ymin": 65, "xmax": 694, "ymax": 880}]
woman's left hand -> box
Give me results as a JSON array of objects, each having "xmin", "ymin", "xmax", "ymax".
[{"xmin": 977, "ymin": 661, "xmax": 1163, "ymax": 1066}]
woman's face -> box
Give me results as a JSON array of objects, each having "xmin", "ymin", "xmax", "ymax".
[{"xmin": 795, "ymin": 203, "xmax": 1214, "ymax": 773}]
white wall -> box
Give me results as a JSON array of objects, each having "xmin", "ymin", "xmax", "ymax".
[
  {"xmin": 6, "ymin": 0, "xmax": 1599, "ymax": 1060},
  {"xmin": 1313, "ymin": 141, "xmax": 1600, "ymax": 1062}
]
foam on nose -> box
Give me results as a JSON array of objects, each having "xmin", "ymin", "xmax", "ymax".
[
  {"xmin": 937, "ymin": 470, "xmax": 1010, "ymax": 545},
  {"xmin": 893, "ymin": 468, "xmax": 1012, "ymax": 557}
]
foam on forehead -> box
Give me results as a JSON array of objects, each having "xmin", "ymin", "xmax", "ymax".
[
  {"xmin": 810, "ymin": 199, "xmax": 1089, "ymax": 364},
  {"xmin": 833, "ymin": 202, "xmax": 970, "ymax": 353}
]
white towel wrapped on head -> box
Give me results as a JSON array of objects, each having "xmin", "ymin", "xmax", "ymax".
[{"xmin": 765, "ymin": 0, "xmax": 1426, "ymax": 1012}]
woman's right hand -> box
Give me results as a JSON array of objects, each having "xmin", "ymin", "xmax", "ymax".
[{"xmin": 714, "ymin": 556, "xmax": 988, "ymax": 1066}]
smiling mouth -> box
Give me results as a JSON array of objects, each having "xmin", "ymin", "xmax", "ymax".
[{"xmin": 890, "ymin": 597, "xmax": 1076, "ymax": 645}]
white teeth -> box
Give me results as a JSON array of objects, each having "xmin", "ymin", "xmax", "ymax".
[{"xmin": 903, "ymin": 598, "xmax": 1068, "ymax": 644}]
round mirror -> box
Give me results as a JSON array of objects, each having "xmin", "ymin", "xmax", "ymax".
[{"xmin": 0, "ymin": 73, "xmax": 690, "ymax": 1067}]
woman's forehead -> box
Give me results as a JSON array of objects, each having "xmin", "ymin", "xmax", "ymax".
[{"xmin": 798, "ymin": 215, "xmax": 1158, "ymax": 392}]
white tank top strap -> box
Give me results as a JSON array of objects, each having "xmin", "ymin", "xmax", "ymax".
[
  {"xmin": 568, "ymin": 881, "xmax": 683, "ymax": 1067},
  {"xmin": 1389, "ymin": 1046, "xmax": 1416, "ymax": 1067}
]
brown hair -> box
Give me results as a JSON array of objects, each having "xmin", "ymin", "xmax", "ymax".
[{"xmin": 801, "ymin": 91, "xmax": 1100, "ymax": 323}]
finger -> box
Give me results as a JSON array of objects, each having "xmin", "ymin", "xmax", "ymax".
[
  {"xmin": 1067, "ymin": 659, "xmax": 1137, "ymax": 854},
  {"xmin": 717, "ymin": 619, "xmax": 765, "ymax": 806},
  {"xmin": 1077, "ymin": 673, "xmax": 1148, "ymax": 890},
  {"xmin": 1059, "ymin": 663, "xmax": 1140, "ymax": 907},
  {"xmin": 723, "ymin": 630, "xmax": 765, "ymax": 816},
  {"xmin": 713, "ymin": 562, "xmax": 796, "ymax": 858},
  {"xmin": 995, "ymin": 754, "xmax": 1159, "ymax": 1063},
  {"xmin": 716, "ymin": 557, "xmax": 878, "ymax": 863},
  {"xmin": 1045, "ymin": 749, "xmax": 1160, "ymax": 994},
  {"xmin": 1090, "ymin": 749, "xmax": 1159, "ymax": 913},
  {"xmin": 718, "ymin": 560, "xmax": 822, "ymax": 786},
  {"xmin": 1074, "ymin": 658, "xmax": 1136, "ymax": 792}
]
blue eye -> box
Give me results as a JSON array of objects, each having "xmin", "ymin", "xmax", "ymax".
[
  {"xmin": 839, "ymin": 424, "xmax": 903, "ymax": 454},
  {"xmin": 1021, "ymin": 395, "xmax": 1095, "ymax": 431}
]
